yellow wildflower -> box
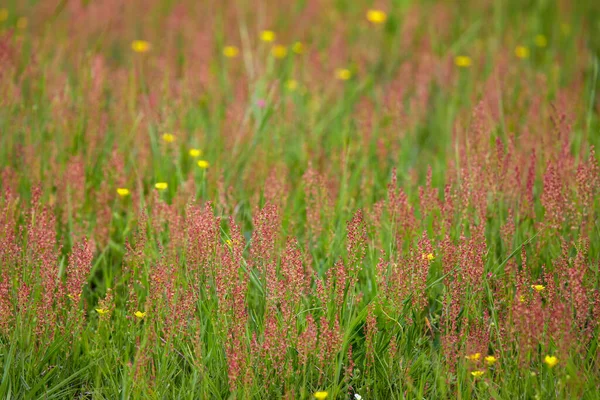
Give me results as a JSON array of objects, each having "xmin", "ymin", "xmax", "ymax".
[
  {"xmin": 134, "ymin": 311, "xmax": 147, "ymax": 319},
  {"xmin": 271, "ymin": 45, "xmax": 288, "ymax": 59},
  {"xmin": 519, "ymin": 295, "xmax": 526, "ymax": 303},
  {"xmin": 485, "ymin": 355, "xmax": 497, "ymax": 365},
  {"xmin": 454, "ymin": 56, "xmax": 472, "ymax": 68},
  {"xmin": 131, "ymin": 40, "xmax": 151, "ymax": 53},
  {"xmin": 286, "ymin": 79, "xmax": 298, "ymax": 91},
  {"xmin": 16, "ymin": 17, "xmax": 27, "ymax": 30},
  {"xmin": 422, "ymin": 253, "xmax": 434, "ymax": 261},
  {"xmin": 260, "ymin": 30, "xmax": 276, "ymax": 43},
  {"xmin": 155, "ymin": 182, "xmax": 168, "ymax": 190},
  {"xmin": 117, "ymin": 188, "xmax": 130, "ymax": 197},
  {"xmin": 0, "ymin": 9, "xmax": 8, "ymax": 22},
  {"xmin": 189, "ymin": 148, "xmax": 202, "ymax": 157},
  {"xmin": 314, "ymin": 392, "xmax": 328, "ymax": 400},
  {"xmin": 366, "ymin": 9, "xmax": 387, "ymax": 24},
  {"xmin": 531, "ymin": 284, "xmax": 545, "ymax": 293},
  {"xmin": 226, "ymin": 239, "xmax": 233, "ymax": 247},
  {"xmin": 223, "ymin": 46, "xmax": 240, "ymax": 58},
  {"xmin": 96, "ymin": 308, "xmax": 110, "ymax": 315},
  {"xmin": 471, "ymin": 370, "xmax": 485, "ymax": 378},
  {"xmin": 292, "ymin": 41, "xmax": 304, "ymax": 54},
  {"xmin": 515, "ymin": 46, "xmax": 530, "ymax": 59},
  {"xmin": 162, "ymin": 133, "xmax": 175, "ymax": 143},
  {"xmin": 335, "ymin": 68, "xmax": 352, "ymax": 81},
  {"xmin": 534, "ymin": 34, "xmax": 547, "ymax": 48},
  {"xmin": 466, "ymin": 353, "xmax": 481, "ymax": 361},
  {"xmin": 544, "ymin": 355, "xmax": 559, "ymax": 368},
  {"xmin": 197, "ymin": 160, "xmax": 210, "ymax": 169}
]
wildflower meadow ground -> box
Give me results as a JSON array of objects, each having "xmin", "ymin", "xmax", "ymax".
[{"xmin": 1, "ymin": 0, "xmax": 600, "ymax": 399}]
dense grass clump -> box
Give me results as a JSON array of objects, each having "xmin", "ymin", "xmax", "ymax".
[{"xmin": 1, "ymin": 0, "xmax": 600, "ymax": 398}]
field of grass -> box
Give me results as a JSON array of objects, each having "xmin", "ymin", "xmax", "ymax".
[{"xmin": 1, "ymin": 0, "xmax": 600, "ymax": 398}]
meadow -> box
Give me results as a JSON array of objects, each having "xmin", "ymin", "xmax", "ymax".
[{"xmin": 1, "ymin": 0, "xmax": 600, "ymax": 398}]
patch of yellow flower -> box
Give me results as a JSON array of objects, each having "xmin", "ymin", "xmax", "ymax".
[
  {"xmin": 96, "ymin": 308, "xmax": 110, "ymax": 315},
  {"xmin": 519, "ymin": 295, "xmax": 526, "ymax": 303},
  {"xmin": 286, "ymin": 80, "xmax": 298, "ymax": 91},
  {"xmin": 466, "ymin": 353, "xmax": 481, "ymax": 361},
  {"xmin": 314, "ymin": 392, "xmax": 328, "ymax": 400},
  {"xmin": 454, "ymin": 56, "xmax": 472, "ymax": 68},
  {"xmin": 544, "ymin": 355, "xmax": 559, "ymax": 368},
  {"xmin": 162, "ymin": 133, "xmax": 175, "ymax": 143},
  {"xmin": 260, "ymin": 30, "xmax": 276, "ymax": 43},
  {"xmin": 271, "ymin": 45, "xmax": 288, "ymax": 59},
  {"xmin": 292, "ymin": 41, "xmax": 304, "ymax": 54},
  {"xmin": 471, "ymin": 370, "xmax": 485, "ymax": 378},
  {"xmin": 366, "ymin": 9, "xmax": 387, "ymax": 24},
  {"xmin": 485, "ymin": 355, "xmax": 497, "ymax": 365},
  {"xmin": 135, "ymin": 311, "xmax": 147, "ymax": 319},
  {"xmin": 189, "ymin": 148, "xmax": 202, "ymax": 158},
  {"xmin": 422, "ymin": 253, "xmax": 434, "ymax": 261},
  {"xmin": 515, "ymin": 45, "xmax": 530, "ymax": 59},
  {"xmin": 197, "ymin": 160, "xmax": 210, "ymax": 169},
  {"xmin": 155, "ymin": 182, "xmax": 168, "ymax": 190},
  {"xmin": 131, "ymin": 40, "xmax": 151, "ymax": 53},
  {"xmin": 117, "ymin": 188, "xmax": 130, "ymax": 197},
  {"xmin": 223, "ymin": 46, "xmax": 239, "ymax": 58},
  {"xmin": 335, "ymin": 68, "xmax": 352, "ymax": 81},
  {"xmin": 531, "ymin": 284, "xmax": 545, "ymax": 293}
]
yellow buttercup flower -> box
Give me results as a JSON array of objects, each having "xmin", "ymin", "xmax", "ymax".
[
  {"xmin": 466, "ymin": 353, "xmax": 481, "ymax": 361},
  {"xmin": 0, "ymin": 9, "xmax": 8, "ymax": 22},
  {"xmin": 162, "ymin": 133, "xmax": 175, "ymax": 143},
  {"xmin": 455, "ymin": 56, "xmax": 472, "ymax": 67},
  {"xmin": 422, "ymin": 253, "xmax": 434, "ymax": 261},
  {"xmin": 534, "ymin": 34, "xmax": 547, "ymax": 48},
  {"xmin": 189, "ymin": 148, "xmax": 202, "ymax": 157},
  {"xmin": 226, "ymin": 239, "xmax": 233, "ymax": 247},
  {"xmin": 96, "ymin": 308, "xmax": 110, "ymax": 315},
  {"xmin": 519, "ymin": 295, "xmax": 526, "ymax": 303},
  {"xmin": 485, "ymin": 355, "xmax": 497, "ymax": 365},
  {"xmin": 531, "ymin": 284, "xmax": 545, "ymax": 293},
  {"xmin": 134, "ymin": 311, "xmax": 146, "ymax": 319},
  {"xmin": 271, "ymin": 45, "xmax": 288, "ymax": 59},
  {"xmin": 223, "ymin": 46, "xmax": 239, "ymax": 58},
  {"xmin": 16, "ymin": 17, "xmax": 27, "ymax": 30},
  {"xmin": 155, "ymin": 182, "xmax": 168, "ymax": 190},
  {"xmin": 544, "ymin": 355, "xmax": 559, "ymax": 368},
  {"xmin": 286, "ymin": 80, "xmax": 298, "ymax": 91},
  {"xmin": 260, "ymin": 30, "xmax": 276, "ymax": 43},
  {"xmin": 366, "ymin": 9, "xmax": 387, "ymax": 24},
  {"xmin": 335, "ymin": 68, "xmax": 352, "ymax": 81},
  {"xmin": 314, "ymin": 392, "xmax": 328, "ymax": 400},
  {"xmin": 515, "ymin": 46, "xmax": 530, "ymax": 59},
  {"xmin": 131, "ymin": 40, "xmax": 151, "ymax": 53},
  {"xmin": 471, "ymin": 370, "xmax": 485, "ymax": 378},
  {"xmin": 292, "ymin": 41, "xmax": 304, "ymax": 54},
  {"xmin": 197, "ymin": 160, "xmax": 210, "ymax": 169},
  {"xmin": 117, "ymin": 188, "xmax": 130, "ymax": 197}
]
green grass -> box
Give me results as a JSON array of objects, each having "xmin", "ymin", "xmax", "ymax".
[{"xmin": 0, "ymin": 0, "xmax": 600, "ymax": 398}]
